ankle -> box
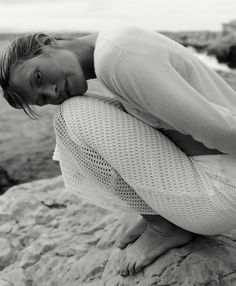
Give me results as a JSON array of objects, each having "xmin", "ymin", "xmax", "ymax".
[
  {"xmin": 148, "ymin": 220, "xmax": 176, "ymax": 234},
  {"xmin": 142, "ymin": 215, "xmax": 179, "ymax": 234}
]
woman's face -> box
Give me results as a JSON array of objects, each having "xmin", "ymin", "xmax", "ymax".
[{"xmin": 9, "ymin": 48, "xmax": 88, "ymax": 106}]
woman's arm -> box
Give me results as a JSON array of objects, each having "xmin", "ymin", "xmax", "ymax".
[{"xmin": 110, "ymin": 53, "xmax": 236, "ymax": 158}]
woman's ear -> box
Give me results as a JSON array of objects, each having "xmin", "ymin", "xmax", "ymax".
[{"xmin": 37, "ymin": 33, "xmax": 56, "ymax": 47}]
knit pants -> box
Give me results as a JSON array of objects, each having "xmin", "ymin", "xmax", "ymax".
[{"xmin": 53, "ymin": 95, "xmax": 236, "ymax": 235}]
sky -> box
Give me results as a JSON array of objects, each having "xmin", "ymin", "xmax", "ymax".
[{"xmin": 0, "ymin": 0, "xmax": 236, "ymax": 33}]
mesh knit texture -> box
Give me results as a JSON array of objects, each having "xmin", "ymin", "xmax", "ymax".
[{"xmin": 53, "ymin": 93, "xmax": 236, "ymax": 235}]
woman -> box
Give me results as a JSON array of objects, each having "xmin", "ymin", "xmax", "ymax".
[{"xmin": 1, "ymin": 26, "xmax": 236, "ymax": 276}]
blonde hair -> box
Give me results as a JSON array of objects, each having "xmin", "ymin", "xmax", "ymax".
[{"xmin": 0, "ymin": 33, "xmax": 57, "ymax": 118}]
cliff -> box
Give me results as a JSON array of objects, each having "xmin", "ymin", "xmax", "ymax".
[{"xmin": 0, "ymin": 176, "xmax": 236, "ymax": 286}]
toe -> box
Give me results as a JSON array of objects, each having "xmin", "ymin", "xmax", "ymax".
[
  {"xmin": 115, "ymin": 232, "xmax": 140, "ymax": 249},
  {"xmin": 119, "ymin": 260, "xmax": 130, "ymax": 277},
  {"xmin": 114, "ymin": 239, "xmax": 128, "ymax": 249},
  {"xmin": 115, "ymin": 232, "xmax": 137, "ymax": 249},
  {"xmin": 128, "ymin": 262, "xmax": 135, "ymax": 276},
  {"xmin": 115, "ymin": 252, "xmax": 126, "ymax": 275},
  {"xmin": 121, "ymin": 264, "xmax": 129, "ymax": 277},
  {"xmin": 115, "ymin": 217, "xmax": 147, "ymax": 249},
  {"xmin": 134, "ymin": 261, "xmax": 144, "ymax": 274}
]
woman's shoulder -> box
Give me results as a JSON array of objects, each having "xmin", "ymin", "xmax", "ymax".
[
  {"xmin": 95, "ymin": 25, "xmax": 187, "ymax": 68},
  {"xmin": 95, "ymin": 25, "xmax": 162, "ymax": 57},
  {"xmin": 94, "ymin": 26, "xmax": 159, "ymax": 81},
  {"xmin": 96, "ymin": 25, "xmax": 185, "ymax": 52}
]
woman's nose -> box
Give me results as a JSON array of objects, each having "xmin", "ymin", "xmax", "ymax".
[{"xmin": 45, "ymin": 84, "xmax": 59, "ymax": 99}]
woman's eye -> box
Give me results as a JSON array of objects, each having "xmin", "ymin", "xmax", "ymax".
[{"xmin": 35, "ymin": 71, "xmax": 42, "ymax": 85}]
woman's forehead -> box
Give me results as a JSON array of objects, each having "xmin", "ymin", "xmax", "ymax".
[
  {"xmin": 11, "ymin": 57, "xmax": 38, "ymax": 72},
  {"xmin": 9, "ymin": 63, "xmax": 34, "ymax": 104},
  {"xmin": 12, "ymin": 54, "xmax": 52, "ymax": 75},
  {"xmin": 10, "ymin": 61, "xmax": 31, "ymax": 87}
]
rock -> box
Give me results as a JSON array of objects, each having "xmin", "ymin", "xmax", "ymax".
[
  {"xmin": 0, "ymin": 280, "xmax": 14, "ymax": 286},
  {"xmin": 0, "ymin": 221, "xmax": 16, "ymax": 234},
  {"xmin": 0, "ymin": 238, "xmax": 15, "ymax": 269},
  {"xmin": 19, "ymin": 238, "xmax": 57, "ymax": 268},
  {"xmin": 0, "ymin": 176, "xmax": 236, "ymax": 285},
  {"xmin": 222, "ymin": 19, "xmax": 236, "ymax": 34},
  {"xmin": 207, "ymin": 19, "xmax": 236, "ymax": 68},
  {"xmin": 163, "ymin": 19, "xmax": 236, "ymax": 69},
  {"xmin": 0, "ymin": 268, "xmax": 26, "ymax": 286}
]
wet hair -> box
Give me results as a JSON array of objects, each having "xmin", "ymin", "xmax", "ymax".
[{"xmin": 0, "ymin": 33, "xmax": 57, "ymax": 119}]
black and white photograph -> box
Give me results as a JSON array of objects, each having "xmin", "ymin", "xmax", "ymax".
[{"xmin": 0, "ymin": 0, "xmax": 236, "ymax": 285}]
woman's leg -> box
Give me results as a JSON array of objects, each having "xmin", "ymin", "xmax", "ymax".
[
  {"xmin": 56, "ymin": 97, "xmax": 226, "ymax": 234},
  {"xmin": 53, "ymin": 96, "xmax": 231, "ymax": 274}
]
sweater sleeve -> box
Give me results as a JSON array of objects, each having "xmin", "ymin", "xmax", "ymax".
[{"xmin": 112, "ymin": 53, "xmax": 236, "ymax": 158}]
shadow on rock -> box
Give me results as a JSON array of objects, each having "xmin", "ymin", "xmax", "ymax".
[
  {"xmin": 0, "ymin": 166, "xmax": 18, "ymax": 195},
  {"xmin": 207, "ymin": 19, "xmax": 236, "ymax": 68}
]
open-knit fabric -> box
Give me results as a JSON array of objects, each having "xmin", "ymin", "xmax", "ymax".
[{"xmin": 53, "ymin": 93, "xmax": 236, "ymax": 235}]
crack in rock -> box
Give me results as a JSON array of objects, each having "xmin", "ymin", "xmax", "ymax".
[
  {"xmin": 193, "ymin": 270, "xmax": 236, "ymax": 286},
  {"xmin": 41, "ymin": 201, "xmax": 67, "ymax": 209}
]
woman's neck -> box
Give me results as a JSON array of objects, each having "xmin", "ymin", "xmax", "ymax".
[{"xmin": 57, "ymin": 33, "xmax": 98, "ymax": 80}]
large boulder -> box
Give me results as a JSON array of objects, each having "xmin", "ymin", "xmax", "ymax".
[
  {"xmin": 0, "ymin": 176, "xmax": 236, "ymax": 285},
  {"xmin": 222, "ymin": 19, "xmax": 236, "ymax": 35},
  {"xmin": 207, "ymin": 19, "xmax": 236, "ymax": 68}
]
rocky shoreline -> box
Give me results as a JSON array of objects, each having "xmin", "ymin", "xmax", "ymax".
[{"xmin": 0, "ymin": 176, "xmax": 235, "ymax": 285}]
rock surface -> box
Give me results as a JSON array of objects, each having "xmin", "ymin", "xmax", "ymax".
[
  {"xmin": 0, "ymin": 177, "xmax": 236, "ymax": 285},
  {"xmin": 207, "ymin": 19, "xmax": 236, "ymax": 68}
]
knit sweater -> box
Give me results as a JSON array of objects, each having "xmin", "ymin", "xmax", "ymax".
[{"xmin": 94, "ymin": 26, "xmax": 236, "ymax": 159}]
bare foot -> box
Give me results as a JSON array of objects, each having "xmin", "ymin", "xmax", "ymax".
[
  {"xmin": 114, "ymin": 216, "xmax": 147, "ymax": 249},
  {"xmin": 116, "ymin": 224, "xmax": 193, "ymax": 276}
]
